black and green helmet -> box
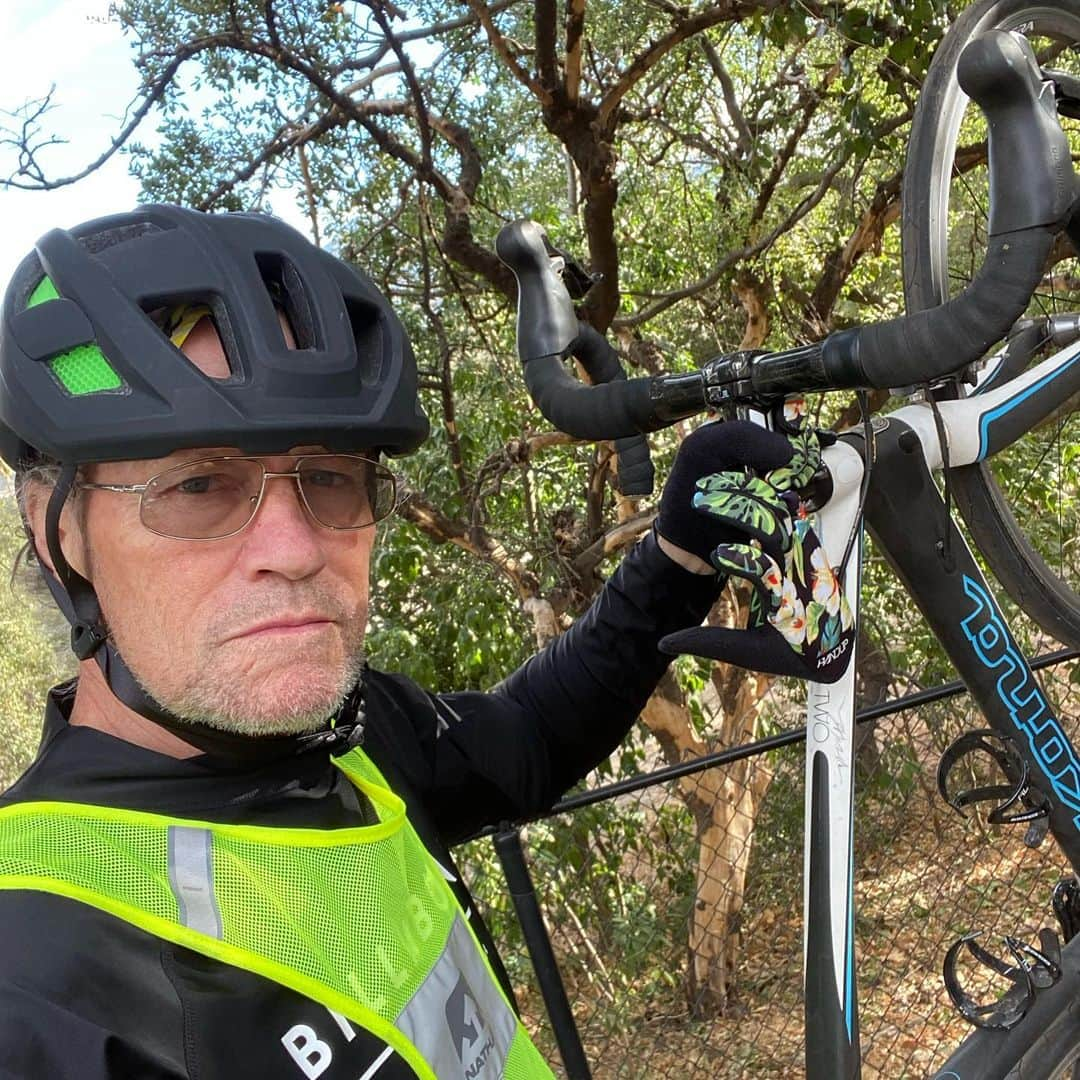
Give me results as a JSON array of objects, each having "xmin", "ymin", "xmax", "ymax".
[{"xmin": 0, "ymin": 203, "xmax": 429, "ymax": 469}]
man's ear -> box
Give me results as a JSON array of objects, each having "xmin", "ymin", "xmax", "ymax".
[
  {"xmin": 22, "ymin": 480, "xmax": 55, "ymax": 573},
  {"xmin": 23, "ymin": 479, "xmax": 90, "ymax": 580}
]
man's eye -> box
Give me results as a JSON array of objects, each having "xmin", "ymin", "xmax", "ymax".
[
  {"xmin": 172, "ymin": 473, "xmax": 237, "ymax": 496},
  {"xmin": 304, "ymin": 469, "xmax": 350, "ymax": 488}
]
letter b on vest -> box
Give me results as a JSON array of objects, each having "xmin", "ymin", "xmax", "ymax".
[{"xmin": 282, "ymin": 1024, "xmax": 333, "ymax": 1078}]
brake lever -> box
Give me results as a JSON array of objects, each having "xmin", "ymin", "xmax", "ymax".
[{"xmin": 539, "ymin": 234, "xmax": 601, "ymax": 300}]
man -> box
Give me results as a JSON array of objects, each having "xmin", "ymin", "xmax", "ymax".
[{"xmin": 0, "ymin": 204, "xmax": 805, "ymax": 1079}]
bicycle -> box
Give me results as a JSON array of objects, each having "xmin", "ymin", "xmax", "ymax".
[{"xmin": 492, "ymin": 4, "xmax": 1080, "ymax": 1077}]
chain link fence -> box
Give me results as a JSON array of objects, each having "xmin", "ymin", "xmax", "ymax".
[{"xmin": 459, "ymin": 650, "xmax": 1079, "ymax": 1079}]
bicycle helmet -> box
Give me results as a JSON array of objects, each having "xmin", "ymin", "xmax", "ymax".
[
  {"xmin": 0, "ymin": 203, "xmax": 428, "ymax": 467},
  {"xmin": 0, "ymin": 204, "xmax": 429, "ymax": 757}
]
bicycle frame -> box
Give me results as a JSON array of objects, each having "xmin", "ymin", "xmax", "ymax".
[{"xmin": 803, "ymin": 337, "xmax": 1080, "ymax": 1078}]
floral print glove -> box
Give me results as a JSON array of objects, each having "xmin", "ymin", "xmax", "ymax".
[{"xmin": 658, "ymin": 462, "xmax": 856, "ymax": 683}]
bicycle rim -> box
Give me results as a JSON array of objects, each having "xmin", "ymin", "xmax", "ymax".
[{"xmin": 902, "ymin": 0, "xmax": 1080, "ymax": 648}]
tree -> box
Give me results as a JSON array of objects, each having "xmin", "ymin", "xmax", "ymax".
[{"xmin": 1, "ymin": 0, "xmax": 953, "ymax": 1015}]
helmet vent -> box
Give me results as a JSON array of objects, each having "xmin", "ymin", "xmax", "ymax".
[
  {"xmin": 344, "ymin": 297, "xmax": 383, "ymax": 384},
  {"xmin": 145, "ymin": 303, "xmax": 235, "ymax": 381},
  {"xmin": 254, "ymin": 252, "xmax": 317, "ymax": 351}
]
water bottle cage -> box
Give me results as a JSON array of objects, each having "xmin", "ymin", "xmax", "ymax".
[
  {"xmin": 944, "ymin": 927, "xmax": 1063, "ymax": 1030},
  {"xmin": 937, "ymin": 729, "xmax": 1051, "ymax": 848},
  {"xmin": 1052, "ymin": 877, "xmax": 1080, "ymax": 944}
]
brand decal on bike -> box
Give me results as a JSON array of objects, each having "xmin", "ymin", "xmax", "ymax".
[{"xmin": 961, "ymin": 576, "xmax": 1080, "ymax": 828}]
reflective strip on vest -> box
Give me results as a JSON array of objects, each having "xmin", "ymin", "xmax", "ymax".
[
  {"xmin": 0, "ymin": 746, "xmax": 555, "ymax": 1079},
  {"xmin": 398, "ymin": 914, "xmax": 516, "ymax": 1079},
  {"xmin": 167, "ymin": 826, "xmax": 222, "ymax": 939}
]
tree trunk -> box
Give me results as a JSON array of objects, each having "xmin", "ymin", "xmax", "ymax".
[
  {"xmin": 640, "ymin": 637, "xmax": 773, "ymax": 1018},
  {"xmin": 685, "ymin": 748, "xmax": 772, "ymax": 1017}
]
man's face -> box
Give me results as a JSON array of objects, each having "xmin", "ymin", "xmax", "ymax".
[
  {"xmin": 35, "ymin": 313, "xmax": 375, "ymax": 737},
  {"xmin": 78, "ymin": 446, "xmax": 374, "ymax": 736}
]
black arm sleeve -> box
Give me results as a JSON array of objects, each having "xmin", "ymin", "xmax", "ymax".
[{"xmin": 365, "ymin": 528, "xmax": 719, "ymax": 843}]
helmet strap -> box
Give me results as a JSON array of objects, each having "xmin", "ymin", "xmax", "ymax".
[
  {"xmin": 41, "ymin": 464, "xmax": 366, "ymax": 761},
  {"xmin": 45, "ymin": 464, "xmax": 108, "ymax": 660}
]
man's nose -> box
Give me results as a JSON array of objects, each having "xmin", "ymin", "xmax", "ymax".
[{"xmin": 239, "ymin": 475, "xmax": 327, "ymax": 578}]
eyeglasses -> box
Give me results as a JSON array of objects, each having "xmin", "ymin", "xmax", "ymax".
[{"xmin": 76, "ymin": 454, "xmax": 399, "ymax": 540}]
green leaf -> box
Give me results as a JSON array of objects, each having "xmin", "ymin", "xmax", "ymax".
[
  {"xmin": 792, "ymin": 534, "xmax": 806, "ymax": 582},
  {"xmin": 806, "ymin": 600, "xmax": 825, "ymax": 645}
]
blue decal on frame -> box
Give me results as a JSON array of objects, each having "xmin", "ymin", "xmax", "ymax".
[{"xmin": 960, "ymin": 576, "xmax": 1080, "ymax": 829}]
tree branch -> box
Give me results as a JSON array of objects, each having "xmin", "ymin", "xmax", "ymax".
[
  {"xmin": 418, "ymin": 201, "xmax": 470, "ymax": 504},
  {"xmin": 596, "ymin": 5, "xmax": 746, "ymax": 131},
  {"xmin": 571, "ymin": 510, "xmax": 655, "ymax": 580},
  {"xmin": 747, "ymin": 45, "xmax": 857, "ymax": 232},
  {"xmin": 804, "ymin": 171, "xmax": 902, "ymax": 335},
  {"xmin": 466, "ymin": 0, "xmax": 553, "ymax": 105},
  {"xmin": 195, "ymin": 107, "xmax": 351, "ymax": 209},
  {"xmin": 564, "ymin": 0, "xmax": 586, "ymax": 105},
  {"xmin": 397, "ymin": 484, "xmax": 542, "ymax": 602},
  {"xmin": 733, "ymin": 268, "xmax": 770, "ymax": 349},
  {"xmin": 369, "ymin": 1, "xmax": 434, "ymax": 178},
  {"xmin": 534, "ymin": 0, "xmax": 559, "ymax": 91},
  {"xmin": 699, "ymin": 35, "xmax": 752, "ymax": 157},
  {"xmin": 1, "ymin": 35, "xmax": 231, "ymax": 190},
  {"xmin": 295, "ymin": 142, "xmax": 321, "ymax": 245},
  {"xmin": 615, "ymin": 151, "xmax": 849, "ymax": 330}
]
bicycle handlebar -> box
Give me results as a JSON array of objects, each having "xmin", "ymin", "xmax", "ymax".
[{"xmin": 496, "ymin": 31, "xmax": 1076, "ymax": 441}]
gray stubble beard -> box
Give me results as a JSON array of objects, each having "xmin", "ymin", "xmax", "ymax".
[{"xmin": 136, "ymin": 643, "xmax": 368, "ymax": 737}]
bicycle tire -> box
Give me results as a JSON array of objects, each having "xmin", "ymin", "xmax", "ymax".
[
  {"xmin": 1005, "ymin": 1008, "xmax": 1080, "ymax": 1078},
  {"xmin": 902, "ymin": 0, "xmax": 1080, "ymax": 648}
]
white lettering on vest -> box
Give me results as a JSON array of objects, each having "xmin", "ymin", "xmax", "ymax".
[
  {"xmin": 375, "ymin": 943, "xmax": 411, "ymax": 988},
  {"xmin": 327, "ymin": 1008, "xmax": 356, "ymax": 1041},
  {"xmin": 346, "ymin": 970, "xmax": 386, "ymax": 1015},
  {"xmin": 281, "ymin": 1024, "xmax": 333, "ymax": 1078}
]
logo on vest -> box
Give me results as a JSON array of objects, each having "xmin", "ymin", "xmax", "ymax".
[{"xmin": 445, "ymin": 974, "xmax": 496, "ymax": 1078}]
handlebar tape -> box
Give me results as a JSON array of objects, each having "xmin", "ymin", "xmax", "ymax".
[
  {"xmin": 570, "ymin": 323, "xmax": 656, "ymax": 493},
  {"xmin": 820, "ymin": 31, "xmax": 1070, "ymax": 389},
  {"xmin": 519, "ymin": 322, "xmax": 655, "ymax": 439},
  {"xmin": 497, "ymin": 221, "xmax": 669, "ymax": 439},
  {"xmin": 612, "ymin": 435, "xmax": 655, "ymax": 496},
  {"xmin": 820, "ymin": 226, "xmax": 1054, "ymax": 390}
]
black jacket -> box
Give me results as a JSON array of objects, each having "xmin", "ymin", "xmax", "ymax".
[{"xmin": 0, "ymin": 533, "xmax": 716, "ymax": 1079}]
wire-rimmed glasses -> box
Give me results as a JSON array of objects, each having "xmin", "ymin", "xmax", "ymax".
[{"xmin": 76, "ymin": 454, "xmax": 398, "ymax": 540}]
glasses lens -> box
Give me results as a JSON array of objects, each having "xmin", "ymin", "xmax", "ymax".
[
  {"xmin": 142, "ymin": 458, "xmax": 264, "ymax": 539},
  {"xmin": 297, "ymin": 456, "xmax": 397, "ymax": 528}
]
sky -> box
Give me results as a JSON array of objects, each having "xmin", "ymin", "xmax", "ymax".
[
  {"xmin": 0, "ymin": 2, "xmax": 146, "ymax": 285},
  {"xmin": 0, "ymin": 0, "xmax": 312, "ymax": 287}
]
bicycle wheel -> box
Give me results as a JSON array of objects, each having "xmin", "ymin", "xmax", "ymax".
[{"xmin": 902, "ymin": 0, "xmax": 1080, "ymax": 648}]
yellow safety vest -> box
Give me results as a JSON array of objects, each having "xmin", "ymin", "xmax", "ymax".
[{"xmin": 0, "ymin": 746, "xmax": 554, "ymax": 1080}]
